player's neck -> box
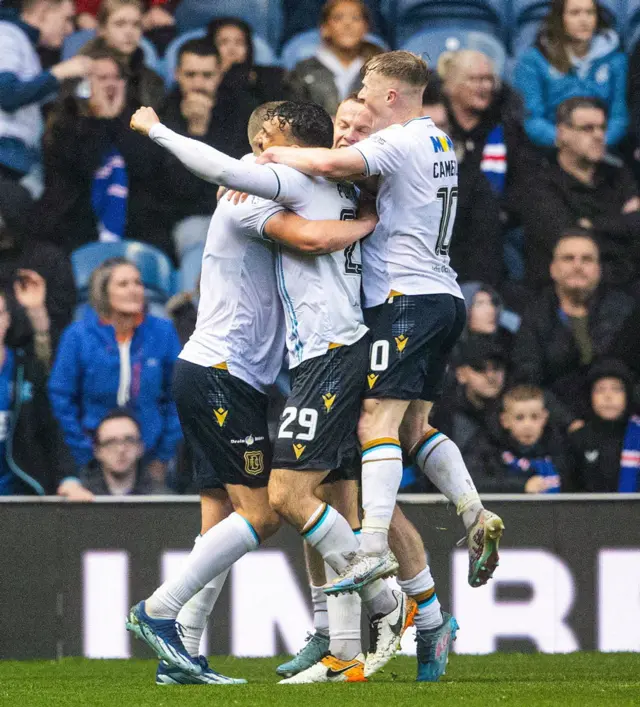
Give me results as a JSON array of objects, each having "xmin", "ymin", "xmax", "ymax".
[
  {"xmin": 558, "ymin": 150, "xmax": 596, "ymax": 185},
  {"xmin": 389, "ymin": 101, "xmax": 422, "ymax": 127}
]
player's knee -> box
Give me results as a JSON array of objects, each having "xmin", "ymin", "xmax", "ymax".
[
  {"xmin": 253, "ymin": 509, "xmax": 281, "ymax": 540},
  {"xmin": 267, "ymin": 476, "xmax": 293, "ymax": 517},
  {"xmin": 357, "ymin": 405, "xmax": 377, "ymax": 445}
]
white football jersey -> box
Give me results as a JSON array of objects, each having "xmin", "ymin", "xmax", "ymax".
[
  {"xmin": 350, "ymin": 117, "xmax": 463, "ymax": 307},
  {"xmin": 179, "ymin": 191, "xmax": 285, "ymax": 393},
  {"xmin": 258, "ymin": 165, "xmax": 368, "ymax": 368}
]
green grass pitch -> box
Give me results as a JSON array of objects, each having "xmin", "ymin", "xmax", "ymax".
[{"xmin": 1, "ymin": 654, "xmax": 639, "ymax": 706}]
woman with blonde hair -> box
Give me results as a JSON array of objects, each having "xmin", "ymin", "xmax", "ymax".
[{"xmin": 49, "ymin": 257, "xmax": 182, "ymax": 482}]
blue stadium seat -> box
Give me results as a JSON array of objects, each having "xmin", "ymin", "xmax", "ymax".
[
  {"xmin": 161, "ymin": 29, "xmax": 278, "ymax": 86},
  {"xmin": 174, "ymin": 0, "xmax": 283, "ymax": 50},
  {"xmin": 71, "ymin": 241, "xmax": 177, "ymax": 307},
  {"xmin": 383, "ymin": 0, "xmax": 508, "ymax": 46},
  {"xmin": 511, "ymin": 0, "xmax": 626, "ymax": 55},
  {"xmin": 62, "ymin": 29, "xmax": 160, "ymax": 70},
  {"xmin": 401, "ymin": 28, "xmax": 507, "ymax": 77},
  {"xmin": 280, "ymin": 29, "xmax": 389, "ymax": 71}
]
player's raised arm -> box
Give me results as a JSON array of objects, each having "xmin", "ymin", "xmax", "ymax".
[
  {"xmin": 257, "ymin": 145, "xmax": 366, "ymax": 179},
  {"xmin": 130, "ymin": 107, "xmax": 282, "ymax": 201}
]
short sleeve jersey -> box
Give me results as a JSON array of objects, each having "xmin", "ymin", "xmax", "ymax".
[{"xmin": 350, "ymin": 117, "xmax": 463, "ymax": 307}]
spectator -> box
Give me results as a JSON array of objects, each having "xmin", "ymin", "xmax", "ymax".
[
  {"xmin": 287, "ymin": 0, "xmax": 381, "ymax": 116},
  {"xmin": 433, "ymin": 337, "xmax": 506, "ymax": 458},
  {"xmin": 514, "ymin": 0, "xmax": 627, "ymax": 149},
  {"xmin": 466, "ymin": 385, "xmax": 570, "ymax": 493},
  {"xmin": 0, "ymin": 179, "xmax": 75, "ymax": 363},
  {"xmin": 459, "ymin": 283, "xmax": 516, "ymax": 354},
  {"xmin": 76, "ymin": 0, "xmax": 175, "ymax": 32},
  {"xmin": 569, "ymin": 359, "xmax": 640, "ymax": 492},
  {"xmin": 421, "ymin": 75, "xmax": 449, "ymax": 131},
  {"xmin": 208, "ymin": 17, "xmax": 287, "ymax": 112},
  {"xmin": 80, "ymin": 0, "xmax": 165, "ymax": 109},
  {"xmin": 49, "ymin": 257, "xmax": 182, "ymax": 483},
  {"xmin": 0, "ymin": 0, "xmax": 91, "ymax": 182},
  {"xmin": 33, "ymin": 47, "xmax": 174, "ymax": 256},
  {"xmin": 511, "ymin": 230, "xmax": 634, "ymax": 419},
  {"xmin": 0, "ymin": 286, "xmax": 73, "ymax": 495},
  {"xmin": 70, "ymin": 409, "xmax": 157, "ymax": 497},
  {"xmin": 517, "ymin": 97, "xmax": 640, "ymax": 288}
]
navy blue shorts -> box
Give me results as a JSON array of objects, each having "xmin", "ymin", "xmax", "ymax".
[{"xmin": 364, "ymin": 294, "xmax": 466, "ymax": 401}]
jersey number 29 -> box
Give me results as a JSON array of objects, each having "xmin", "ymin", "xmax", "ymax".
[{"xmin": 435, "ymin": 186, "xmax": 458, "ymax": 256}]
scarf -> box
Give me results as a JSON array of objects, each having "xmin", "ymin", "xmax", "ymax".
[
  {"xmin": 619, "ymin": 415, "xmax": 640, "ymax": 492},
  {"xmin": 91, "ymin": 147, "xmax": 128, "ymax": 242},
  {"xmin": 502, "ymin": 450, "xmax": 561, "ymax": 493},
  {"xmin": 479, "ymin": 124, "xmax": 507, "ymax": 196}
]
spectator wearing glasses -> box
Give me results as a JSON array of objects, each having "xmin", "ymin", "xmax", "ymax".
[
  {"xmin": 514, "ymin": 0, "xmax": 628, "ymax": 149},
  {"xmin": 517, "ymin": 97, "xmax": 640, "ymax": 288}
]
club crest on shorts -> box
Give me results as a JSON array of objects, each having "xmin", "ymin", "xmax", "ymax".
[
  {"xmin": 293, "ymin": 443, "xmax": 306, "ymax": 460},
  {"xmin": 367, "ymin": 373, "xmax": 378, "ymax": 389},
  {"xmin": 322, "ymin": 392, "xmax": 336, "ymax": 412},
  {"xmin": 244, "ymin": 450, "xmax": 264, "ymax": 475},
  {"xmin": 394, "ymin": 334, "xmax": 409, "ymax": 353},
  {"xmin": 213, "ymin": 407, "xmax": 228, "ymax": 427}
]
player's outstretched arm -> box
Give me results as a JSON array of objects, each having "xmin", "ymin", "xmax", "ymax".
[
  {"xmin": 257, "ymin": 145, "xmax": 366, "ymax": 179},
  {"xmin": 264, "ymin": 210, "xmax": 377, "ymax": 254},
  {"xmin": 130, "ymin": 107, "xmax": 281, "ymax": 200}
]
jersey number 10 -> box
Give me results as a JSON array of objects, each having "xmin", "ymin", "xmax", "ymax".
[
  {"xmin": 435, "ymin": 186, "xmax": 458, "ymax": 256},
  {"xmin": 341, "ymin": 208, "xmax": 362, "ymax": 275}
]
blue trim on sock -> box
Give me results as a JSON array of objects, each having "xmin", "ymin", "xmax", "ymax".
[
  {"xmin": 416, "ymin": 432, "xmax": 444, "ymax": 460},
  {"xmin": 362, "ymin": 443, "xmax": 402, "ymax": 458},
  {"xmin": 417, "ymin": 594, "xmax": 437, "ymax": 609},
  {"xmin": 353, "ymin": 529, "xmax": 362, "ymax": 536},
  {"xmin": 302, "ymin": 504, "xmax": 330, "ymax": 538},
  {"xmin": 239, "ymin": 515, "xmax": 260, "ymax": 545}
]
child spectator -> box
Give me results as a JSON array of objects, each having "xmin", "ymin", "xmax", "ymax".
[
  {"xmin": 569, "ymin": 359, "xmax": 640, "ymax": 491},
  {"xmin": 467, "ymin": 385, "xmax": 570, "ymax": 493},
  {"xmin": 80, "ymin": 0, "xmax": 165, "ymax": 109},
  {"xmin": 49, "ymin": 258, "xmax": 182, "ymax": 483},
  {"xmin": 514, "ymin": 0, "xmax": 628, "ymax": 149},
  {"xmin": 287, "ymin": 0, "xmax": 381, "ymax": 116}
]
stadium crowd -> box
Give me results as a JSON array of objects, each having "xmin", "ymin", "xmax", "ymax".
[{"xmin": 1, "ymin": 0, "xmax": 640, "ymax": 496}]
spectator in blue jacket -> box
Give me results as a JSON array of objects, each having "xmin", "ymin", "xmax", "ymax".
[
  {"xmin": 49, "ymin": 257, "xmax": 182, "ymax": 484},
  {"xmin": 514, "ymin": 0, "xmax": 628, "ymax": 149},
  {"xmin": 0, "ymin": 0, "xmax": 93, "ymax": 181}
]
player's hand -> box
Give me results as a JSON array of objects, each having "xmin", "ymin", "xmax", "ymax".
[
  {"xmin": 130, "ymin": 106, "xmax": 160, "ymax": 136},
  {"xmin": 357, "ymin": 195, "xmax": 378, "ymax": 231},
  {"xmin": 524, "ymin": 475, "xmax": 548, "ymax": 494},
  {"xmin": 50, "ymin": 55, "xmax": 94, "ymax": 81},
  {"xmin": 256, "ymin": 147, "xmax": 282, "ymax": 164},
  {"xmin": 57, "ymin": 479, "xmax": 95, "ymax": 502},
  {"xmin": 225, "ymin": 189, "xmax": 250, "ymax": 205}
]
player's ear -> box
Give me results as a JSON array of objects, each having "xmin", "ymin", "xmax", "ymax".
[{"xmin": 386, "ymin": 88, "xmax": 397, "ymax": 106}]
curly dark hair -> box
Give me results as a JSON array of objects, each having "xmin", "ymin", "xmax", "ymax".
[{"xmin": 264, "ymin": 101, "xmax": 334, "ymax": 148}]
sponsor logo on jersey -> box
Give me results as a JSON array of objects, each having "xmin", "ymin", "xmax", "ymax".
[
  {"xmin": 430, "ymin": 135, "xmax": 454, "ymax": 153},
  {"xmin": 367, "ymin": 373, "xmax": 378, "ymax": 389},
  {"xmin": 322, "ymin": 392, "xmax": 336, "ymax": 412},
  {"xmin": 231, "ymin": 435, "xmax": 266, "ymax": 446},
  {"xmin": 292, "ymin": 443, "xmax": 306, "ymax": 460},
  {"xmin": 244, "ymin": 450, "xmax": 264, "ymax": 475},
  {"xmin": 394, "ymin": 334, "xmax": 409, "ymax": 353},
  {"xmin": 213, "ymin": 407, "xmax": 228, "ymax": 427}
]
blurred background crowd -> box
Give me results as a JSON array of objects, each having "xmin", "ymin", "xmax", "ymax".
[{"xmin": 1, "ymin": 0, "xmax": 640, "ymax": 498}]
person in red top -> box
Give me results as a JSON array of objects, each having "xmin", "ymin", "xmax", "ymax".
[{"xmin": 76, "ymin": 0, "xmax": 174, "ymax": 33}]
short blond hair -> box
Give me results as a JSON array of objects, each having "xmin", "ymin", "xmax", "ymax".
[
  {"xmin": 502, "ymin": 385, "xmax": 545, "ymax": 410},
  {"xmin": 363, "ymin": 50, "xmax": 429, "ymax": 88},
  {"xmin": 247, "ymin": 101, "xmax": 285, "ymax": 143}
]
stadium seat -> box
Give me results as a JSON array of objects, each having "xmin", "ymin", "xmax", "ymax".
[
  {"xmin": 71, "ymin": 241, "xmax": 177, "ymax": 307},
  {"xmin": 401, "ymin": 28, "xmax": 507, "ymax": 77},
  {"xmin": 161, "ymin": 29, "xmax": 278, "ymax": 86},
  {"xmin": 626, "ymin": 0, "xmax": 640, "ymax": 50},
  {"xmin": 382, "ymin": 0, "xmax": 508, "ymax": 46},
  {"xmin": 62, "ymin": 29, "xmax": 160, "ymax": 70},
  {"xmin": 174, "ymin": 0, "xmax": 283, "ymax": 51},
  {"xmin": 280, "ymin": 29, "xmax": 389, "ymax": 71}
]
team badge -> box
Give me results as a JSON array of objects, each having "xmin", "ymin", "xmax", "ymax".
[
  {"xmin": 293, "ymin": 443, "xmax": 306, "ymax": 460},
  {"xmin": 394, "ymin": 334, "xmax": 409, "ymax": 353},
  {"xmin": 213, "ymin": 407, "xmax": 228, "ymax": 427},
  {"xmin": 367, "ymin": 373, "xmax": 378, "ymax": 389},
  {"xmin": 244, "ymin": 450, "xmax": 264, "ymax": 475},
  {"xmin": 322, "ymin": 392, "xmax": 336, "ymax": 412}
]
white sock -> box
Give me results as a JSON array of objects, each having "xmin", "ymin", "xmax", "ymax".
[
  {"xmin": 414, "ymin": 430, "xmax": 483, "ymax": 529},
  {"xmin": 360, "ymin": 438, "xmax": 403, "ymax": 554},
  {"xmin": 302, "ymin": 504, "xmax": 359, "ymax": 573},
  {"xmin": 398, "ymin": 567, "xmax": 442, "ymax": 631},
  {"xmin": 310, "ymin": 584, "xmax": 329, "ymax": 637},
  {"xmin": 146, "ymin": 512, "xmax": 258, "ymax": 619},
  {"xmin": 360, "ymin": 579, "xmax": 397, "ymax": 618},
  {"xmin": 177, "ymin": 568, "xmax": 230, "ymax": 656},
  {"xmin": 326, "ymin": 564, "xmax": 362, "ymax": 660}
]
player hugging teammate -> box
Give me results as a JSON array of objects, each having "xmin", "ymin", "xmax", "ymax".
[{"xmin": 125, "ymin": 50, "xmax": 505, "ymax": 686}]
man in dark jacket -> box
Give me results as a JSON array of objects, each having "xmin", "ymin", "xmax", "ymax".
[
  {"xmin": 517, "ymin": 97, "xmax": 640, "ymax": 288},
  {"xmin": 512, "ymin": 230, "xmax": 634, "ymax": 419}
]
